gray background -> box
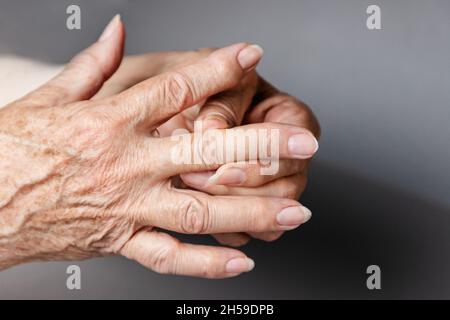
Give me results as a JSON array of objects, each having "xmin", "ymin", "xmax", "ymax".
[{"xmin": 0, "ymin": 0, "xmax": 449, "ymax": 299}]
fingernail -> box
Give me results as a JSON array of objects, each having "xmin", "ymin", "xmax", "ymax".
[
  {"xmin": 202, "ymin": 115, "xmax": 230, "ymax": 130},
  {"xmin": 277, "ymin": 206, "xmax": 312, "ymax": 228},
  {"xmin": 180, "ymin": 171, "xmax": 214, "ymax": 187},
  {"xmin": 288, "ymin": 133, "xmax": 319, "ymax": 158},
  {"xmin": 209, "ymin": 167, "xmax": 246, "ymax": 186},
  {"xmin": 237, "ymin": 44, "xmax": 264, "ymax": 71},
  {"xmin": 99, "ymin": 14, "xmax": 121, "ymax": 42},
  {"xmin": 226, "ymin": 257, "xmax": 255, "ymax": 274}
]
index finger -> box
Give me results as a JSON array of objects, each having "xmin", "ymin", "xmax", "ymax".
[
  {"xmin": 155, "ymin": 122, "xmax": 319, "ymax": 177},
  {"xmin": 106, "ymin": 43, "xmax": 264, "ymax": 128}
]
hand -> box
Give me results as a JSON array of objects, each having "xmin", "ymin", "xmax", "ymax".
[
  {"xmin": 94, "ymin": 48, "xmax": 259, "ymax": 136},
  {"xmin": 95, "ymin": 48, "xmax": 321, "ymax": 247},
  {"xmin": 0, "ymin": 16, "xmax": 316, "ymax": 278},
  {"xmin": 182, "ymin": 77, "xmax": 321, "ymax": 246}
]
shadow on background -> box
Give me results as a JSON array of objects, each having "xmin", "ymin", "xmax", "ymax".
[
  {"xmin": 3, "ymin": 160, "xmax": 448, "ymax": 299},
  {"xmin": 0, "ymin": 0, "xmax": 449, "ymax": 299},
  {"xmin": 240, "ymin": 160, "xmax": 450, "ymax": 299},
  {"xmin": 177, "ymin": 159, "xmax": 450, "ymax": 299}
]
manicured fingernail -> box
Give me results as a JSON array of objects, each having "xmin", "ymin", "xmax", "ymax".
[
  {"xmin": 237, "ymin": 44, "xmax": 264, "ymax": 71},
  {"xmin": 99, "ymin": 14, "xmax": 121, "ymax": 42},
  {"xmin": 288, "ymin": 133, "xmax": 319, "ymax": 158},
  {"xmin": 180, "ymin": 171, "xmax": 214, "ymax": 187},
  {"xmin": 226, "ymin": 257, "xmax": 255, "ymax": 274},
  {"xmin": 209, "ymin": 167, "xmax": 246, "ymax": 186},
  {"xmin": 277, "ymin": 206, "xmax": 312, "ymax": 228}
]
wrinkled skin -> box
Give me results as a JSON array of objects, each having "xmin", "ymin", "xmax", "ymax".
[
  {"xmin": 0, "ymin": 17, "xmax": 319, "ymax": 278},
  {"xmin": 96, "ymin": 49, "xmax": 321, "ymax": 247}
]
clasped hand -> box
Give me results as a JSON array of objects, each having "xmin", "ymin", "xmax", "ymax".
[{"xmin": 0, "ymin": 16, "xmax": 319, "ymax": 278}]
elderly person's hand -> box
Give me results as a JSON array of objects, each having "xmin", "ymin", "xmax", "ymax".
[
  {"xmin": 0, "ymin": 16, "xmax": 316, "ymax": 278},
  {"xmin": 95, "ymin": 48, "xmax": 320, "ymax": 247}
]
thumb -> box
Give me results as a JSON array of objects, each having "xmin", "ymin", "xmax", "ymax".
[{"xmin": 24, "ymin": 15, "xmax": 125, "ymax": 106}]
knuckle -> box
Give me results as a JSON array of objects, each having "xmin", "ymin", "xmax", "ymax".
[
  {"xmin": 277, "ymin": 95, "xmax": 309, "ymax": 115},
  {"xmin": 206, "ymin": 98, "xmax": 237, "ymax": 126},
  {"xmin": 162, "ymin": 71, "xmax": 195, "ymax": 109},
  {"xmin": 276, "ymin": 94, "xmax": 302, "ymax": 108},
  {"xmin": 278, "ymin": 95, "xmax": 321, "ymax": 137},
  {"xmin": 151, "ymin": 239, "xmax": 180, "ymax": 275},
  {"xmin": 179, "ymin": 197, "xmax": 210, "ymax": 234},
  {"xmin": 198, "ymin": 131, "xmax": 223, "ymax": 165}
]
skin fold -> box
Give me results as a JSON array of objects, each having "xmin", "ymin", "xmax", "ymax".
[{"xmin": 0, "ymin": 16, "xmax": 319, "ymax": 278}]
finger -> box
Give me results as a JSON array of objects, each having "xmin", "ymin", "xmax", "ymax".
[
  {"xmin": 196, "ymin": 71, "xmax": 258, "ymax": 130},
  {"xmin": 144, "ymin": 189, "xmax": 312, "ymax": 234},
  {"xmin": 248, "ymin": 231, "xmax": 284, "ymax": 242},
  {"xmin": 212, "ymin": 233, "xmax": 251, "ymax": 248},
  {"xmin": 180, "ymin": 173, "xmax": 307, "ymax": 198},
  {"xmin": 156, "ymin": 122, "xmax": 318, "ymax": 177},
  {"xmin": 182, "ymin": 173, "xmax": 306, "ymax": 247},
  {"xmin": 160, "ymin": 171, "xmax": 251, "ymax": 249},
  {"xmin": 120, "ymin": 229, "xmax": 255, "ymax": 278},
  {"xmin": 110, "ymin": 43, "xmax": 263, "ymax": 128},
  {"xmin": 95, "ymin": 48, "xmax": 219, "ymax": 100},
  {"xmin": 182, "ymin": 159, "xmax": 306, "ymax": 188},
  {"xmin": 184, "ymin": 172, "xmax": 306, "ymax": 247},
  {"xmin": 250, "ymin": 75, "xmax": 280, "ymax": 103},
  {"xmin": 194, "ymin": 72, "xmax": 268, "ymax": 131},
  {"xmin": 93, "ymin": 55, "xmax": 160, "ymax": 100},
  {"xmin": 247, "ymin": 91, "xmax": 321, "ymax": 138},
  {"xmin": 24, "ymin": 15, "xmax": 125, "ymax": 106}
]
